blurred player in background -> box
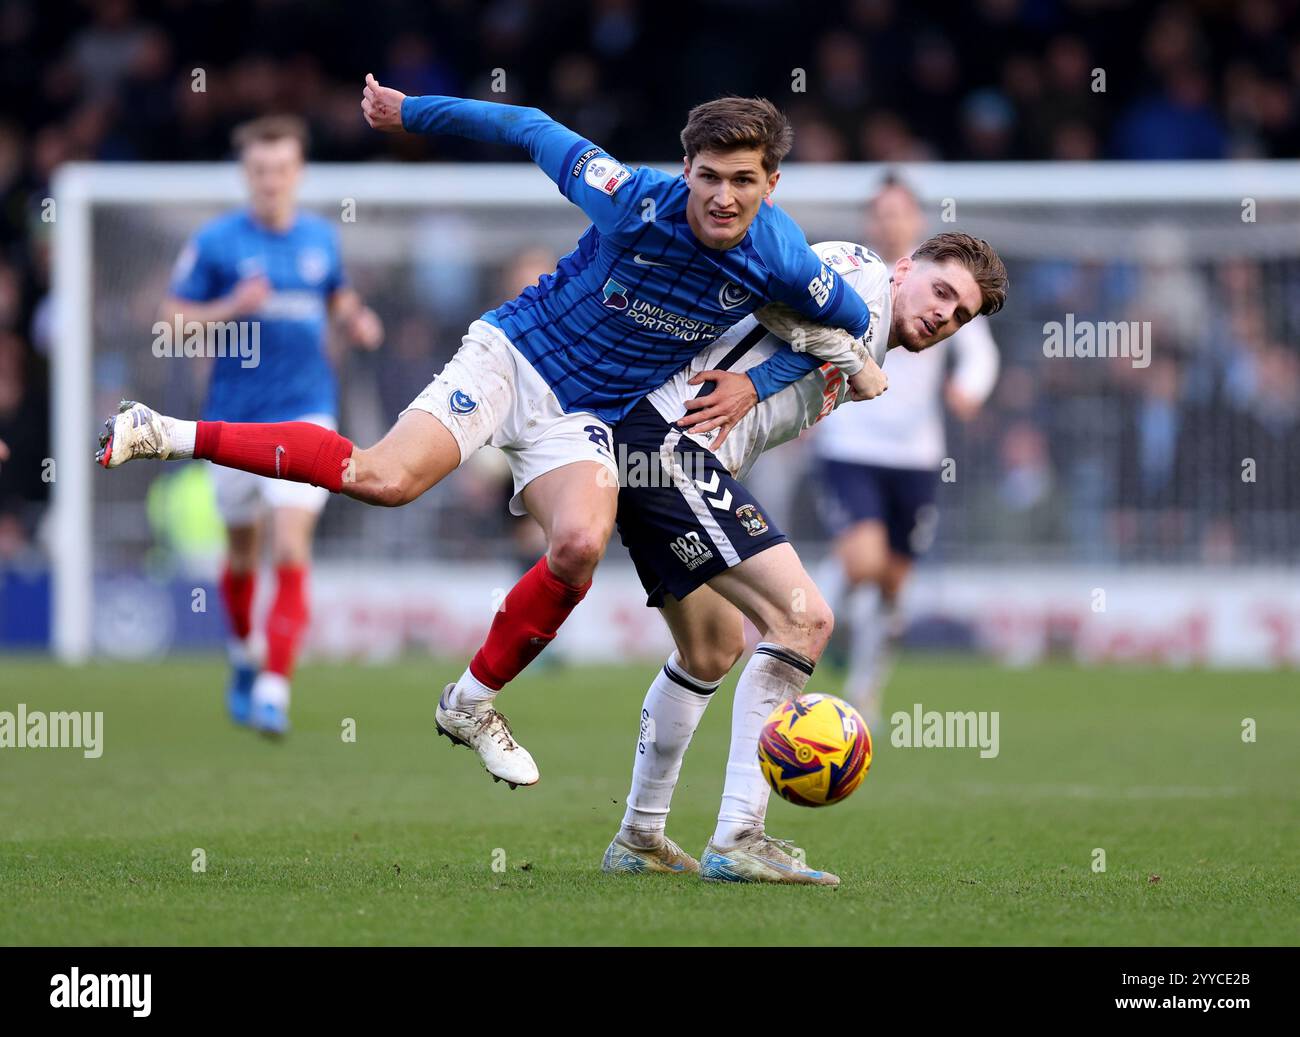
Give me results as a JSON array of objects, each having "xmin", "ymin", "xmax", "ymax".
[
  {"xmin": 160, "ymin": 115, "xmax": 383, "ymax": 735},
  {"xmin": 815, "ymin": 176, "xmax": 999, "ymax": 730},
  {"xmin": 604, "ymin": 235, "xmax": 1007, "ymax": 883}
]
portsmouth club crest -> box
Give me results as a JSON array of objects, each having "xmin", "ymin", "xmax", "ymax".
[
  {"xmin": 297, "ymin": 247, "xmax": 330, "ymax": 285},
  {"xmin": 718, "ymin": 281, "xmax": 752, "ymax": 310},
  {"xmin": 448, "ymin": 389, "xmax": 478, "ymax": 415},
  {"xmin": 735, "ymin": 503, "xmax": 769, "ymax": 537}
]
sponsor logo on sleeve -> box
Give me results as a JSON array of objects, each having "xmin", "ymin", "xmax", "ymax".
[
  {"xmin": 827, "ymin": 246, "xmax": 860, "ymax": 271},
  {"xmin": 571, "ymin": 146, "xmax": 601, "ymax": 178},
  {"xmin": 584, "ymin": 158, "xmax": 631, "ymax": 196},
  {"xmin": 807, "ymin": 265, "xmax": 834, "ymax": 307}
]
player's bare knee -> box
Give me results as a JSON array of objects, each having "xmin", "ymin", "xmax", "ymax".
[
  {"xmin": 804, "ymin": 599, "xmax": 835, "ymax": 657},
  {"xmin": 346, "ymin": 477, "xmax": 396, "ymax": 507},
  {"xmin": 721, "ymin": 629, "xmax": 746, "ymax": 673},
  {"xmin": 272, "ymin": 542, "xmax": 311, "ymax": 567},
  {"xmin": 381, "ymin": 474, "xmax": 421, "ymax": 507},
  {"xmin": 346, "ymin": 458, "xmax": 417, "ymax": 507},
  {"xmin": 777, "ymin": 596, "xmax": 833, "ymax": 661},
  {"xmin": 547, "ymin": 528, "xmax": 608, "ymax": 584},
  {"xmin": 841, "ymin": 550, "xmax": 885, "ymax": 587},
  {"xmin": 226, "ymin": 544, "xmax": 258, "ymax": 572}
]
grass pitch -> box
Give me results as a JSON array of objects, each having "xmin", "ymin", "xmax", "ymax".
[{"xmin": 1, "ymin": 656, "xmax": 1296, "ymax": 946}]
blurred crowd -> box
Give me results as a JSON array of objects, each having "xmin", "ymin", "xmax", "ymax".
[
  {"xmin": 2, "ymin": 0, "xmax": 1300, "ymax": 561},
  {"xmin": 922, "ymin": 245, "xmax": 1300, "ymax": 564}
]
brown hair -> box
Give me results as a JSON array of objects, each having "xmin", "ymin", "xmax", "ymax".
[
  {"xmin": 680, "ymin": 96, "xmax": 794, "ymax": 174},
  {"xmin": 913, "ymin": 232, "xmax": 1008, "ymax": 316},
  {"xmin": 232, "ymin": 115, "xmax": 310, "ymax": 157}
]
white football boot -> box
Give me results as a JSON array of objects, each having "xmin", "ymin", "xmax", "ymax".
[
  {"xmin": 96, "ymin": 400, "xmax": 176, "ymax": 468},
  {"xmin": 435, "ymin": 684, "xmax": 539, "ymax": 789},
  {"xmin": 700, "ymin": 829, "xmax": 840, "ymax": 886},
  {"xmin": 601, "ymin": 833, "xmax": 700, "ymax": 876}
]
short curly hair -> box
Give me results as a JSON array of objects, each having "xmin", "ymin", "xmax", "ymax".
[{"xmin": 913, "ymin": 232, "xmax": 1008, "ymax": 316}]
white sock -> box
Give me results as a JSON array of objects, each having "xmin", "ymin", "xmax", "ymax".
[
  {"xmin": 620, "ymin": 653, "xmax": 718, "ymax": 846},
  {"xmin": 251, "ymin": 671, "xmax": 289, "ymax": 710},
  {"xmin": 165, "ymin": 417, "xmax": 196, "ymax": 458},
  {"xmin": 845, "ymin": 586, "xmax": 895, "ymax": 729},
  {"xmin": 448, "ymin": 666, "xmax": 498, "ymax": 714},
  {"xmin": 714, "ymin": 642, "xmax": 814, "ymax": 846}
]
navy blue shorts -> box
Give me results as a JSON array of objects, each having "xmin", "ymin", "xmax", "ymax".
[
  {"xmin": 614, "ymin": 398, "xmax": 788, "ymax": 607},
  {"xmin": 816, "ymin": 458, "xmax": 940, "ymax": 558}
]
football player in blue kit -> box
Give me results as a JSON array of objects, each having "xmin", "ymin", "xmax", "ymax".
[
  {"xmin": 161, "ymin": 115, "xmax": 383, "ymax": 735},
  {"xmin": 98, "ymin": 82, "xmax": 887, "ymax": 784}
]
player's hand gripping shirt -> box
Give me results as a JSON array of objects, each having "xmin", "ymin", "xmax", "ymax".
[
  {"xmin": 644, "ymin": 241, "xmax": 891, "ymax": 480},
  {"xmin": 401, "ymin": 96, "xmax": 873, "ymax": 423},
  {"xmin": 170, "ymin": 210, "xmax": 346, "ymax": 424}
]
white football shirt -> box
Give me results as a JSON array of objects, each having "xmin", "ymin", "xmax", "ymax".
[{"xmin": 646, "ymin": 241, "xmax": 892, "ymax": 480}]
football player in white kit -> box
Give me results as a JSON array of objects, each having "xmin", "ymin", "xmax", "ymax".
[
  {"xmin": 602, "ymin": 233, "xmax": 1007, "ymax": 883},
  {"xmin": 815, "ymin": 178, "xmax": 1002, "ymax": 731}
]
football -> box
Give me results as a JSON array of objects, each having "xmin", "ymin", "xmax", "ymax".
[{"xmin": 757, "ymin": 693, "xmax": 873, "ymax": 807}]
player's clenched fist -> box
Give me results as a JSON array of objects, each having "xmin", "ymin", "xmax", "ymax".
[
  {"xmin": 362, "ymin": 73, "xmax": 407, "ymax": 132},
  {"xmin": 347, "ymin": 306, "xmax": 384, "ymax": 350},
  {"xmin": 228, "ymin": 275, "xmax": 271, "ymax": 316},
  {"xmin": 848, "ymin": 358, "xmax": 888, "ymax": 401}
]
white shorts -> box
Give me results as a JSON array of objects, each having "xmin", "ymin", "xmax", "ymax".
[
  {"xmin": 210, "ymin": 413, "xmax": 335, "ymax": 526},
  {"xmin": 403, "ymin": 320, "xmax": 617, "ymax": 516}
]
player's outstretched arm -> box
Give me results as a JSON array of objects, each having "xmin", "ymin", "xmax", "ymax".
[{"xmin": 362, "ymin": 74, "xmax": 588, "ymax": 191}]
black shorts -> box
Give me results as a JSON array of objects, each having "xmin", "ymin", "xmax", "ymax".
[
  {"xmin": 613, "ymin": 398, "xmax": 788, "ymax": 607},
  {"xmin": 816, "ymin": 457, "xmax": 940, "ymax": 558}
]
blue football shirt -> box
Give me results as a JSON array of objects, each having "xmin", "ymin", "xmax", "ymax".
[
  {"xmin": 169, "ymin": 209, "xmax": 345, "ymax": 423},
  {"xmin": 402, "ymin": 96, "xmax": 872, "ymax": 423}
]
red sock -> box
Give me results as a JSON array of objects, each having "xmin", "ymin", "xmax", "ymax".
[
  {"xmin": 265, "ymin": 565, "xmax": 310, "ymax": 678},
  {"xmin": 195, "ymin": 421, "xmax": 354, "ymax": 492},
  {"xmin": 219, "ymin": 566, "xmax": 256, "ymax": 641},
  {"xmin": 470, "ymin": 556, "xmax": 591, "ymax": 690}
]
